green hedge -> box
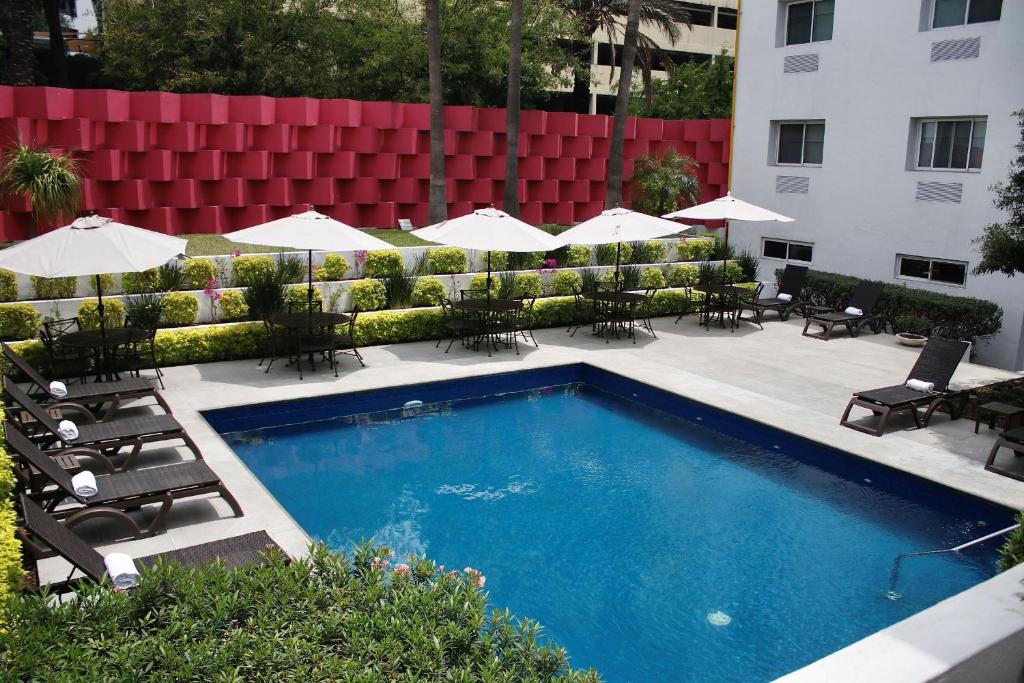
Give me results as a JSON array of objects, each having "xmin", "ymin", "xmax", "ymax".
[
  {"xmin": 595, "ymin": 242, "xmax": 632, "ymax": 266},
  {"xmin": 218, "ymin": 289, "xmax": 249, "ymax": 322},
  {"xmin": 364, "ymin": 250, "xmax": 404, "ymax": 278},
  {"xmin": 552, "ymin": 270, "xmax": 582, "ymax": 295},
  {"xmin": 231, "ymin": 255, "xmax": 276, "ymax": 288},
  {"xmin": 31, "ymin": 276, "xmax": 76, "ymax": 299},
  {"xmin": 630, "ymin": 241, "xmax": 668, "ymax": 264},
  {"xmin": 161, "ymin": 292, "xmax": 199, "ymax": 326},
  {"xmin": 562, "ymin": 245, "xmax": 592, "ymax": 268},
  {"xmin": 314, "ymin": 254, "xmax": 349, "ymax": 282},
  {"xmin": 677, "ymin": 238, "xmax": 717, "ymax": 261},
  {"xmin": 182, "ymin": 259, "xmax": 217, "ymax": 290},
  {"xmin": 0, "ymin": 303, "xmax": 41, "ymax": 341},
  {"xmin": 285, "ymin": 285, "xmax": 323, "ymax": 309},
  {"xmin": 78, "ymin": 299, "xmax": 126, "ymax": 329},
  {"xmin": 121, "ymin": 268, "xmax": 161, "ymax": 294},
  {"xmin": 785, "ymin": 269, "xmax": 1004, "ymax": 343},
  {"xmin": 0, "ymin": 418, "xmax": 23, "ymax": 611},
  {"xmin": 426, "ymin": 247, "xmax": 468, "ymax": 274},
  {"xmin": 0, "ymin": 270, "xmax": 17, "ymax": 302},
  {"xmin": 411, "ymin": 276, "xmax": 447, "ymax": 307},
  {"xmin": 88, "ymin": 274, "xmax": 117, "ymax": 296},
  {"xmin": 640, "ymin": 267, "xmax": 667, "ymax": 289},
  {"xmin": 349, "ymin": 279, "xmax": 387, "ymax": 311}
]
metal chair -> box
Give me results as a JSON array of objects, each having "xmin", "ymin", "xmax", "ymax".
[
  {"xmin": 39, "ymin": 317, "xmax": 90, "ymax": 383},
  {"xmin": 334, "ymin": 308, "xmax": 365, "ymax": 368}
]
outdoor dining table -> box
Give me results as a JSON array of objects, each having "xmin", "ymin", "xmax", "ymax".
[
  {"xmin": 584, "ymin": 290, "xmax": 646, "ymax": 340},
  {"xmin": 268, "ymin": 311, "xmax": 352, "ymax": 376},
  {"xmin": 698, "ymin": 284, "xmax": 749, "ymax": 332},
  {"xmin": 60, "ymin": 327, "xmax": 151, "ymax": 381},
  {"xmin": 451, "ymin": 298, "xmax": 522, "ymax": 353}
]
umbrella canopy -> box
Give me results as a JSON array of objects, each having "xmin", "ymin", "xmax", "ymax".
[
  {"xmin": 557, "ymin": 207, "xmax": 690, "ymax": 246},
  {"xmin": 222, "ymin": 210, "xmax": 393, "ymax": 252},
  {"xmin": 410, "ymin": 207, "xmax": 561, "ymax": 253},
  {"xmin": 0, "ymin": 214, "xmax": 188, "ymax": 277},
  {"xmin": 660, "ymin": 192, "xmax": 795, "ymax": 223}
]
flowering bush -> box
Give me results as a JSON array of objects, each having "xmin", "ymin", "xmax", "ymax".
[
  {"xmin": 639, "ymin": 267, "xmax": 667, "ymax": 289},
  {"xmin": 0, "ymin": 304, "xmax": 42, "ymax": 341},
  {"xmin": 677, "ymin": 238, "xmax": 718, "ymax": 262}
]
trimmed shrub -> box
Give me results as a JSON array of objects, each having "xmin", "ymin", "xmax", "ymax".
[
  {"xmin": 121, "ymin": 268, "xmax": 161, "ymax": 294},
  {"xmin": 218, "ymin": 289, "xmax": 249, "ymax": 321},
  {"xmin": 563, "ymin": 245, "xmax": 592, "ymax": 268},
  {"xmin": 786, "ymin": 268, "xmax": 1004, "ymax": 343},
  {"xmin": 364, "ymin": 250, "xmax": 404, "ymax": 278},
  {"xmin": 630, "ymin": 241, "xmax": 668, "ymax": 264},
  {"xmin": 160, "ymin": 292, "xmax": 199, "ymax": 326},
  {"xmin": 77, "ymin": 299, "xmax": 126, "ymax": 330},
  {"xmin": 469, "ymin": 273, "xmax": 501, "ymax": 298},
  {"xmin": 427, "ymin": 247, "xmax": 468, "ymax": 274},
  {"xmin": 508, "ymin": 252, "xmax": 547, "ymax": 270},
  {"xmin": 721, "ymin": 262, "xmax": 745, "ymax": 283},
  {"xmin": 483, "ymin": 251, "xmax": 508, "ymax": 271},
  {"xmin": 667, "ymin": 264, "xmax": 699, "ymax": 287},
  {"xmin": 515, "ymin": 272, "xmax": 544, "ymax": 298},
  {"xmin": 0, "ymin": 417, "xmax": 22, "ymax": 610},
  {"xmin": 231, "ymin": 255, "xmax": 276, "ymax": 288},
  {"xmin": 349, "ymin": 279, "xmax": 387, "ymax": 311},
  {"xmin": 314, "ymin": 254, "xmax": 350, "ymax": 282},
  {"xmin": 677, "ymin": 238, "xmax": 717, "ymax": 262},
  {"xmin": 182, "ymin": 259, "xmax": 217, "ymax": 290},
  {"xmin": 285, "ymin": 285, "xmax": 324, "ymax": 309},
  {"xmin": 31, "ymin": 276, "xmax": 76, "ymax": 299},
  {"xmin": 595, "ymin": 242, "xmax": 632, "ymax": 266},
  {"xmin": 552, "ymin": 270, "xmax": 582, "ymax": 295},
  {"xmin": 0, "ymin": 269, "xmax": 17, "ymax": 302},
  {"xmin": 88, "ymin": 273, "xmax": 117, "ymax": 295},
  {"xmin": 411, "ymin": 276, "xmax": 448, "ymax": 307},
  {"xmin": 0, "ymin": 304, "xmax": 41, "ymax": 341},
  {"xmin": 640, "ymin": 267, "xmax": 667, "ymax": 289}
]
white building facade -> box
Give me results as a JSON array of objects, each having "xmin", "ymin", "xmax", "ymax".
[{"xmin": 729, "ymin": 0, "xmax": 1024, "ymax": 369}]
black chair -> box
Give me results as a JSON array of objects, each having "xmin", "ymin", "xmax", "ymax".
[
  {"xmin": 40, "ymin": 317, "xmax": 90, "ymax": 383},
  {"xmin": 288, "ymin": 299, "xmax": 323, "ymax": 314},
  {"xmin": 673, "ymin": 285, "xmax": 696, "ymax": 324},
  {"xmin": 438, "ymin": 298, "xmax": 478, "ymax": 353},
  {"xmin": 733, "ymin": 282, "xmax": 766, "ymax": 330},
  {"xmin": 513, "ymin": 296, "xmax": 538, "ymax": 349},
  {"xmin": 259, "ymin": 319, "xmax": 292, "ymax": 374},
  {"xmin": 117, "ymin": 315, "xmax": 165, "ymax": 389},
  {"xmin": 738, "ymin": 264, "xmax": 808, "ymax": 325},
  {"xmin": 334, "ymin": 308, "xmax": 365, "ymax": 368},
  {"xmin": 802, "ymin": 281, "xmax": 884, "ymax": 340},
  {"xmin": 567, "ymin": 287, "xmax": 596, "ymax": 338},
  {"xmin": 637, "ymin": 288, "xmax": 658, "ymax": 338}
]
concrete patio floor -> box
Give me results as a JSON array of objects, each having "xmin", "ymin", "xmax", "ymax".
[{"xmin": 38, "ymin": 315, "xmax": 1024, "ymax": 583}]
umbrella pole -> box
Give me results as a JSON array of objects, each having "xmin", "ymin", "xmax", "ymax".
[
  {"xmin": 722, "ymin": 220, "xmax": 730, "ymax": 283},
  {"xmin": 614, "ymin": 242, "xmax": 621, "ymax": 291},
  {"xmin": 486, "ymin": 251, "xmax": 492, "ymax": 305},
  {"xmin": 307, "ymin": 249, "xmax": 314, "ymax": 322},
  {"xmin": 96, "ymin": 273, "xmax": 107, "ymax": 379}
]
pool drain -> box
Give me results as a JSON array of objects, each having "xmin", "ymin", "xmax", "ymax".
[{"xmin": 706, "ymin": 611, "xmax": 731, "ymax": 626}]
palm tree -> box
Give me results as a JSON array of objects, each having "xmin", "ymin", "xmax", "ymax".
[
  {"xmin": 604, "ymin": 0, "xmax": 640, "ymax": 208},
  {"xmin": 425, "ymin": 0, "xmax": 447, "ymax": 224},
  {"xmin": 630, "ymin": 149, "xmax": 699, "ymax": 216},
  {"xmin": 42, "ymin": 0, "xmax": 69, "ymax": 87},
  {"xmin": 503, "ymin": 0, "xmax": 524, "ymax": 218},
  {"xmin": 1, "ymin": 0, "xmax": 36, "ymax": 86},
  {"xmin": 0, "ymin": 143, "xmax": 82, "ymax": 237},
  {"xmin": 557, "ymin": 0, "xmax": 691, "ymax": 113}
]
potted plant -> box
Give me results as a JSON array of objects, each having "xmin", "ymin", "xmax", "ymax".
[{"xmin": 895, "ymin": 314, "xmax": 930, "ymax": 346}]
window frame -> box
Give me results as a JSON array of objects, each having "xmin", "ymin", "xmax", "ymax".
[
  {"xmin": 785, "ymin": 0, "xmax": 833, "ymax": 46},
  {"xmin": 762, "ymin": 238, "xmax": 814, "ymax": 265},
  {"xmin": 895, "ymin": 254, "xmax": 968, "ymax": 287},
  {"xmin": 774, "ymin": 120, "xmax": 825, "ymax": 167},
  {"xmin": 914, "ymin": 117, "xmax": 986, "ymax": 172},
  {"xmin": 930, "ymin": 0, "xmax": 1002, "ymax": 29}
]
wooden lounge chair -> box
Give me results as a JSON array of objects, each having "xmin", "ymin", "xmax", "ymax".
[
  {"xmin": 738, "ymin": 264, "xmax": 809, "ymax": 326},
  {"xmin": 17, "ymin": 495, "xmax": 271, "ymax": 593},
  {"xmin": 4, "ymin": 380, "xmax": 201, "ymax": 470},
  {"xmin": 2, "ymin": 342, "xmax": 170, "ymax": 419},
  {"xmin": 985, "ymin": 427, "xmax": 1024, "ymax": 482},
  {"xmin": 801, "ymin": 281, "xmax": 884, "ymax": 340},
  {"xmin": 840, "ymin": 338, "xmax": 969, "ymax": 436},
  {"xmin": 7, "ymin": 425, "xmax": 243, "ymax": 537}
]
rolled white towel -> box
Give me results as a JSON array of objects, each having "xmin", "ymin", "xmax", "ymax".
[
  {"xmin": 57, "ymin": 419, "xmax": 79, "ymax": 442},
  {"xmin": 49, "ymin": 381, "xmax": 68, "ymax": 398},
  {"xmin": 906, "ymin": 378, "xmax": 935, "ymax": 393},
  {"xmin": 844, "ymin": 306, "xmax": 863, "ymax": 316},
  {"xmin": 777, "ymin": 293, "xmax": 793, "ymax": 302},
  {"xmin": 70, "ymin": 470, "xmax": 98, "ymax": 498},
  {"xmin": 103, "ymin": 553, "xmax": 140, "ymax": 589}
]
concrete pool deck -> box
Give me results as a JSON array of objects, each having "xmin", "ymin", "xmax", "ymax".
[{"xmin": 35, "ymin": 315, "xmax": 1024, "ymax": 681}]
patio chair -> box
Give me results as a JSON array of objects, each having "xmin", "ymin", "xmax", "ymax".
[
  {"xmin": 17, "ymin": 494, "xmax": 271, "ymax": 594},
  {"xmin": 567, "ymin": 287, "xmax": 597, "ymax": 338},
  {"xmin": 637, "ymin": 288, "xmax": 658, "ymax": 338},
  {"xmin": 334, "ymin": 307, "xmax": 365, "ymax": 368},
  {"xmin": 738, "ymin": 264, "xmax": 809, "ymax": 326},
  {"xmin": 258, "ymin": 318, "xmax": 293, "ymax": 373},
  {"xmin": 604, "ymin": 297, "xmax": 638, "ymax": 344},
  {"xmin": 985, "ymin": 427, "xmax": 1024, "ymax": 482},
  {"xmin": 288, "ymin": 299, "xmax": 323, "ymax": 314},
  {"xmin": 40, "ymin": 317, "xmax": 91, "ymax": 383},
  {"xmin": 3, "ymin": 380, "xmax": 202, "ymax": 470},
  {"xmin": 294, "ymin": 322, "xmax": 336, "ymax": 380},
  {"xmin": 437, "ymin": 298, "xmax": 478, "ymax": 353},
  {"xmin": 2, "ymin": 342, "xmax": 170, "ymax": 419},
  {"xmin": 116, "ymin": 315, "xmax": 165, "ymax": 389},
  {"xmin": 513, "ymin": 295, "xmax": 539, "ymax": 349},
  {"xmin": 801, "ymin": 281, "xmax": 884, "ymax": 340},
  {"xmin": 839, "ymin": 338, "xmax": 970, "ymax": 436},
  {"xmin": 673, "ymin": 285, "xmax": 696, "ymax": 324},
  {"xmin": 7, "ymin": 427, "xmax": 243, "ymax": 538}
]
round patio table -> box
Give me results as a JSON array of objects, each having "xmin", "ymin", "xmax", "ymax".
[
  {"xmin": 584, "ymin": 290, "xmax": 646, "ymax": 340},
  {"xmin": 451, "ymin": 299, "xmax": 522, "ymax": 354},
  {"xmin": 270, "ymin": 311, "xmax": 351, "ymax": 331},
  {"xmin": 60, "ymin": 327, "xmax": 150, "ymax": 381}
]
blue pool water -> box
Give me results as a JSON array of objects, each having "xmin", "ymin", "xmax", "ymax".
[{"xmin": 206, "ymin": 365, "xmax": 1012, "ymax": 682}]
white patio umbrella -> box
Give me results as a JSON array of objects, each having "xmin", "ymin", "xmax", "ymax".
[
  {"xmin": 0, "ymin": 215, "xmax": 187, "ymax": 361},
  {"xmin": 411, "ymin": 207, "xmax": 561, "ymax": 302},
  {"xmin": 662, "ymin": 192, "xmax": 794, "ymax": 271},
  {"xmin": 223, "ymin": 210, "xmax": 393, "ymax": 314},
  {"xmin": 556, "ymin": 207, "xmax": 691, "ymax": 288}
]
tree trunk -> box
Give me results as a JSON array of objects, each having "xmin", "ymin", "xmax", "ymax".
[
  {"xmin": 1, "ymin": 0, "xmax": 36, "ymax": 86},
  {"xmin": 605, "ymin": 0, "xmax": 641, "ymax": 209},
  {"xmin": 425, "ymin": 0, "xmax": 447, "ymax": 224},
  {"xmin": 43, "ymin": 0, "xmax": 69, "ymax": 87},
  {"xmin": 503, "ymin": 0, "xmax": 523, "ymax": 218}
]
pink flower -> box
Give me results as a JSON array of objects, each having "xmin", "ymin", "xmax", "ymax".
[
  {"xmin": 545, "ymin": 258, "xmax": 557, "ymax": 268},
  {"xmin": 356, "ymin": 250, "xmax": 367, "ymax": 265},
  {"xmin": 370, "ymin": 557, "xmax": 390, "ymax": 571},
  {"xmin": 463, "ymin": 567, "xmax": 486, "ymax": 588},
  {"xmin": 394, "ymin": 563, "xmax": 411, "ymax": 577},
  {"xmin": 233, "ymin": 250, "xmax": 242, "ymax": 257}
]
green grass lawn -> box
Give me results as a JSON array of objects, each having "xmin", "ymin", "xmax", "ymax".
[{"xmin": 182, "ymin": 228, "xmax": 430, "ymax": 256}]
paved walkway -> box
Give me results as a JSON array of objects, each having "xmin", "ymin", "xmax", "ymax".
[{"xmin": 39, "ymin": 316, "xmax": 1024, "ymax": 583}]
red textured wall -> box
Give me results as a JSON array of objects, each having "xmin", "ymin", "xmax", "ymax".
[{"xmin": 0, "ymin": 86, "xmax": 730, "ymax": 240}]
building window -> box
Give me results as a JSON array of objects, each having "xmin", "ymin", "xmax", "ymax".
[
  {"xmin": 679, "ymin": 2, "xmax": 715, "ymax": 27},
  {"xmin": 897, "ymin": 255, "xmax": 968, "ymax": 286},
  {"xmin": 916, "ymin": 118, "xmax": 986, "ymax": 170},
  {"xmin": 717, "ymin": 8, "xmax": 738, "ymax": 30},
  {"xmin": 776, "ymin": 121, "xmax": 825, "ymax": 166},
  {"xmin": 763, "ymin": 238, "xmax": 814, "ymax": 263},
  {"xmin": 786, "ymin": 0, "xmax": 834, "ymax": 45},
  {"xmin": 932, "ymin": 0, "xmax": 1002, "ymax": 28}
]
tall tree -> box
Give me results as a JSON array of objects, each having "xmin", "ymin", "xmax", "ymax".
[
  {"xmin": 425, "ymin": 0, "xmax": 447, "ymax": 223},
  {"xmin": 973, "ymin": 110, "xmax": 1024, "ymax": 277},
  {"xmin": 1, "ymin": 0, "xmax": 36, "ymax": 86},
  {"xmin": 503, "ymin": 0, "xmax": 524, "ymax": 218},
  {"xmin": 604, "ymin": 0, "xmax": 640, "ymax": 208},
  {"xmin": 42, "ymin": 0, "xmax": 69, "ymax": 87}
]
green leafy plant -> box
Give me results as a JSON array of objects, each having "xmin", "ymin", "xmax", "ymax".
[
  {"xmin": 275, "ymin": 254, "xmax": 306, "ymax": 285},
  {"xmin": 734, "ymin": 246, "xmax": 760, "ymax": 282},
  {"xmin": 594, "ymin": 242, "xmax": 632, "ymax": 266},
  {"xmin": 895, "ymin": 315, "xmax": 931, "ymax": 336},
  {"xmin": 377, "ymin": 263, "xmax": 416, "ymax": 310},
  {"xmin": 628, "ymin": 240, "xmax": 669, "ymax": 265},
  {"xmin": 515, "ymin": 272, "xmax": 544, "ymax": 298},
  {"xmin": 121, "ymin": 268, "xmax": 162, "ymax": 294},
  {"xmin": 497, "ymin": 271, "xmax": 518, "ymax": 300},
  {"xmin": 604, "ymin": 265, "xmax": 641, "ymax": 291},
  {"xmin": 77, "ymin": 299, "xmax": 126, "ymax": 330},
  {"xmin": 0, "ymin": 143, "xmax": 81, "ymax": 237},
  {"xmin": 973, "ymin": 110, "xmax": 1024, "ymax": 278},
  {"xmin": 349, "ymin": 279, "xmax": 387, "ymax": 311},
  {"xmin": 667, "ymin": 264, "xmax": 699, "ymax": 287},
  {"xmin": 629, "ymin": 149, "xmax": 700, "ymax": 216},
  {"xmin": 677, "ymin": 238, "xmax": 718, "ymax": 262},
  {"xmin": 242, "ymin": 269, "xmax": 286, "ymax": 321},
  {"xmin": 231, "ymin": 255, "xmax": 277, "ymax": 288},
  {"xmin": 485, "ymin": 251, "xmax": 509, "ymax": 271},
  {"xmin": 0, "ymin": 270, "xmax": 18, "ymax": 302},
  {"xmin": 563, "ymin": 244, "xmax": 592, "ymax": 268},
  {"xmin": 426, "ymin": 247, "xmax": 469, "ymax": 274},
  {"xmin": 578, "ymin": 267, "xmax": 601, "ymax": 294},
  {"xmin": 469, "ymin": 273, "xmax": 501, "ymax": 298},
  {"xmin": 411, "ymin": 276, "xmax": 448, "ymax": 307},
  {"xmin": 314, "ymin": 254, "xmax": 350, "ymax": 282},
  {"xmin": 182, "ymin": 259, "xmax": 217, "ymax": 290},
  {"xmin": 88, "ymin": 273, "xmax": 117, "ymax": 296},
  {"xmin": 0, "ymin": 303, "xmax": 42, "ymax": 341},
  {"xmin": 364, "ymin": 250, "xmax": 405, "ymax": 278},
  {"xmin": 123, "ymin": 292, "xmax": 165, "ymax": 330},
  {"xmin": 639, "ymin": 267, "xmax": 667, "ymax": 289},
  {"xmin": 508, "ymin": 251, "xmax": 546, "ymax": 271},
  {"xmin": 552, "ymin": 270, "xmax": 582, "ymax": 295},
  {"xmin": 160, "ymin": 292, "xmax": 199, "ymax": 326},
  {"xmin": 218, "ymin": 289, "xmax": 249, "ymax": 321},
  {"xmin": 285, "ymin": 285, "xmax": 324, "ymax": 311},
  {"xmin": 0, "ymin": 411, "xmax": 22, "ymax": 609},
  {"xmin": 31, "ymin": 276, "xmax": 76, "ymax": 299},
  {"xmin": 158, "ymin": 262, "xmax": 186, "ymax": 292},
  {"xmin": 999, "ymin": 512, "xmax": 1024, "ymax": 572}
]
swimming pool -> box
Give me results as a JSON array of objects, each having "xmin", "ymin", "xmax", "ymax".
[{"xmin": 205, "ymin": 364, "xmax": 1014, "ymax": 682}]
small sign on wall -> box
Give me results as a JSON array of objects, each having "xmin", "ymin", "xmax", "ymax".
[{"xmin": 398, "ymin": 218, "xmax": 414, "ymax": 231}]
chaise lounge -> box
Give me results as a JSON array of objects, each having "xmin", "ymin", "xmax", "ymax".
[
  {"xmin": 738, "ymin": 264, "xmax": 809, "ymax": 327},
  {"xmin": 985, "ymin": 427, "xmax": 1024, "ymax": 482},
  {"xmin": 839, "ymin": 338, "xmax": 969, "ymax": 436},
  {"xmin": 802, "ymin": 281, "xmax": 884, "ymax": 340}
]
